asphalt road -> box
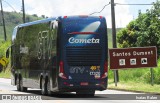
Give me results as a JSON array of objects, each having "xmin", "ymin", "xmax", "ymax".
[{"xmin": 0, "ymin": 78, "xmax": 159, "ymax": 103}]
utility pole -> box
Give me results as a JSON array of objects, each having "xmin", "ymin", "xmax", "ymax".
[
  {"xmin": 22, "ymin": 0, "xmax": 25, "ymax": 23},
  {"xmin": 0, "ymin": 0, "xmax": 7, "ymax": 41},
  {"xmin": 111, "ymin": 0, "xmax": 119, "ymax": 85}
]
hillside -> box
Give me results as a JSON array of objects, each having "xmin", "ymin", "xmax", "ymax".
[{"xmin": 0, "ymin": 11, "xmax": 42, "ymax": 42}]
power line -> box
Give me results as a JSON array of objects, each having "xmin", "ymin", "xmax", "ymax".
[
  {"xmin": 89, "ymin": 2, "xmax": 154, "ymax": 16},
  {"xmin": 2, "ymin": 0, "xmax": 17, "ymax": 12},
  {"xmin": 115, "ymin": 3, "xmax": 154, "ymax": 6},
  {"xmin": 89, "ymin": 3, "xmax": 110, "ymax": 15}
]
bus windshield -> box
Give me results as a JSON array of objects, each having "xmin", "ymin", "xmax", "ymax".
[
  {"xmin": 62, "ymin": 17, "xmax": 105, "ymax": 35},
  {"xmin": 62, "ymin": 17, "xmax": 106, "ymax": 47},
  {"xmin": 60, "ymin": 16, "xmax": 107, "ymax": 66}
]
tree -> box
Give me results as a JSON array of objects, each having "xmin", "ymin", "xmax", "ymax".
[
  {"xmin": 41, "ymin": 15, "xmax": 45, "ymax": 18},
  {"xmin": 117, "ymin": 1, "xmax": 160, "ymax": 53},
  {"xmin": 32, "ymin": 14, "xmax": 38, "ymax": 17},
  {"xmin": 26, "ymin": 16, "xmax": 30, "ymax": 22},
  {"xmin": 117, "ymin": 20, "xmax": 139, "ymax": 48}
]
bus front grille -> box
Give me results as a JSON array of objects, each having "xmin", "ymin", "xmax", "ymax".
[{"xmin": 66, "ymin": 46, "xmax": 102, "ymax": 66}]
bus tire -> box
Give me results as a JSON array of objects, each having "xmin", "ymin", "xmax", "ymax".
[
  {"xmin": 41, "ymin": 78, "xmax": 47, "ymax": 95},
  {"xmin": 16, "ymin": 77, "xmax": 21, "ymax": 91},
  {"xmin": 46, "ymin": 78, "xmax": 52, "ymax": 95},
  {"xmin": 0, "ymin": 64, "xmax": 3, "ymax": 73},
  {"xmin": 19, "ymin": 78, "xmax": 27, "ymax": 92}
]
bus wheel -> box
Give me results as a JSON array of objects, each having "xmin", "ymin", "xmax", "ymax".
[
  {"xmin": 19, "ymin": 78, "xmax": 27, "ymax": 92},
  {"xmin": 0, "ymin": 64, "xmax": 3, "ymax": 73},
  {"xmin": 41, "ymin": 78, "xmax": 47, "ymax": 95},
  {"xmin": 16, "ymin": 77, "xmax": 21, "ymax": 91}
]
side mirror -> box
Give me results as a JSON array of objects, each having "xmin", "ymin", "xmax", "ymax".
[
  {"xmin": 6, "ymin": 45, "xmax": 13, "ymax": 58},
  {"xmin": 6, "ymin": 49, "xmax": 9, "ymax": 58}
]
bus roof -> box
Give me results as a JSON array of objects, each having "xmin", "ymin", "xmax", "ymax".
[
  {"xmin": 18, "ymin": 17, "xmax": 57, "ymax": 28},
  {"xmin": 58, "ymin": 15, "xmax": 105, "ymax": 20},
  {"xmin": 16, "ymin": 16, "xmax": 105, "ymax": 28}
]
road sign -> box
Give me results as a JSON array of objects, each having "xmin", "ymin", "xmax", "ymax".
[{"xmin": 109, "ymin": 46, "xmax": 157, "ymax": 70}]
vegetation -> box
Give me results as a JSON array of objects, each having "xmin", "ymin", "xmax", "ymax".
[
  {"xmin": 0, "ymin": 11, "xmax": 42, "ymax": 42},
  {"xmin": 0, "ymin": 41, "xmax": 10, "ymax": 57},
  {"xmin": 108, "ymin": 28, "xmax": 122, "ymax": 48},
  {"xmin": 109, "ymin": 1, "xmax": 160, "ymax": 93},
  {"xmin": 108, "ymin": 59, "xmax": 160, "ymax": 94},
  {"xmin": 0, "ymin": 63, "xmax": 11, "ymax": 78},
  {"xmin": 108, "ymin": 79, "xmax": 160, "ymax": 93},
  {"xmin": 117, "ymin": 1, "xmax": 160, "ymax": 54},
  {"xmin": 115, "ymin": 0, "xmax": 160, "ymax": 84},
  {"xmin": 0, "ymin": 11, "xmax": 43, "ymax": 53},
  {"xmin": 109, "ymin": 59, "xmax": 160, "ymax": 84},
  {"xmin": 0, "ymin": 11, "xmax": 43, "ymax": 77}
]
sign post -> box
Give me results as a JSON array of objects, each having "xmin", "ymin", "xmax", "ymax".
[
  {"xmin": 111, "ymin": 0, "xmax": 119, "ymax": 85},
  {"xmin": 150, "ymin": 68, "xmax": 154, "ymax": 86},
  {"xmin": 109, "ymin": 46, "xmax": 157, "ymax": 86}
]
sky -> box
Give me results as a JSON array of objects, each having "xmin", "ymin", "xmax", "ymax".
[{"xmin": 1, "ymin": 0, "xmax": 157, "ymax": 28}]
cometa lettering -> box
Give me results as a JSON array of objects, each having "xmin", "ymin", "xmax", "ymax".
[{"xmin": 69, "ymin": 37, "xmax": 100, "ymax": 44}]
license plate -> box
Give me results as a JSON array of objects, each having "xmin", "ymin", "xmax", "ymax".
[{"xmin": 80, "ymin": 82, "xmax": 88, "ymax": 86}]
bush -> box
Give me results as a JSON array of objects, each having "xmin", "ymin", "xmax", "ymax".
[
  {"xmin": 154, "ymin": 69, "xmax": 160, "ymax": 84},
  {"xmin": 0, "ymin": 40, "xmax": 11, "ymax": 57},
  {"xmin": 108, "ymin": 59, "xmax": 160, "ymax": 84},
  {"xmin": 154, "ymin": 59, "xmax": 160, "ymax": 84}
]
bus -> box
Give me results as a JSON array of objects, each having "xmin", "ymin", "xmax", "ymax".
[{"xmin": 8, "ymin": 16, "xmax": 108, "ymax": 96}]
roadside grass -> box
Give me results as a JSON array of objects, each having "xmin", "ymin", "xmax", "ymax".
[
  {"xmin": 108, "ymin": 59, "xmax": 160, "ymax": 93},
  {"xmin": 0, "ymin": 69, "xmax": 11, "ymax": 78},
  {"xmin": 0, "ymin": 64, "xmax": 11, "ymax": 78},
  {"xmin": 108, "ymin": 79, "xmax": 160, "ymax": 94}
]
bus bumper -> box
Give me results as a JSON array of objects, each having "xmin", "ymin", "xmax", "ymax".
[{"xmin": 58, "ymin": 78, "xmax": 108, "ymax": 92}]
